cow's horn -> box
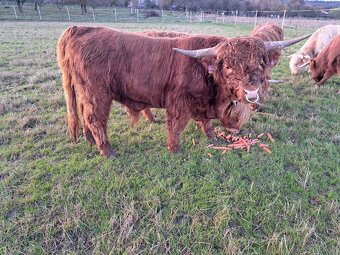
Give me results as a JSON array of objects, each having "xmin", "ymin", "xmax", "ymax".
[
  {"xmin": 173, "ymin": 46, "xmax": 217, "ymax": 58},
  {"xmin": 298, "ymin": 62, "xmax": 310, "ymax": 68},
  {"xmin": 264, "ymin": 34, "xmax": 311, "ymax": 50}
]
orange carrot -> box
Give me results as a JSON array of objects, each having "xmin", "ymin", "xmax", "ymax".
[
  {"xmin": 257, "ymin": 133, "xmax": 265, "ymax": 138},
  {"xmin": 210, "ymin": 146, "xmax": 231, "ymax": 150},
  {"xmin": 217, "ymin": 132, "xmax": 225, "ymax": 137},
  {"xmin": 259, "ymin": 143, "xmax": 269, "ymax": 148},
  {"xmin": 262, "ymin": 147, "xmax": 272, "ymax": 154},
  {"xmin": 267, "ymin": 133, "xmax": 275, "ymax": 142},
  {"xmin": 192, "ymin": 138, "xmax": 195, "ymax": 146}
]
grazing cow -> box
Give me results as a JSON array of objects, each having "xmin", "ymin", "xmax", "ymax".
[
  {"xmin": 302, "ymin": 35, "xmax": 340, "ymax": 86},
  {"xmin": 57, "ymin": 26, "xmax": 309, "ymax": 158},
  {"xmin": 289, "ymin": 24, "xmax": 340, "ymax": 75}
]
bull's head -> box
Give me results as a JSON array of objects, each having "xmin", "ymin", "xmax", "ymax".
[
  {"xmin": 289, "ymin": 52, "xmax": 311, "ymax": 75},
  {"xmin": 174, "ymin": 34, "xmax": 310, "ymax": 133},
  {"xmin": 299, "ymin": 59, "xmax": 325, "ymax": 85}
]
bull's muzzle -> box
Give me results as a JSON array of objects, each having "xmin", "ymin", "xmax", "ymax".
[{"xmin": 244, "ymin": 88, "xmax": 259, "ymax": 104}]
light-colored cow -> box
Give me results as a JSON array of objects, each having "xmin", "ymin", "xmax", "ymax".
[{"xmin": 289, "ymin": 24, "xmax": 340, "ymax": 75}]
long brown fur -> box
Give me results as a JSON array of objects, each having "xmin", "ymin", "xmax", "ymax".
[
  {"xmin": 136, "ymin": 25, "xmax": 283, "ymax": 122},
  {"xmin": 57, "ymin": 26, "xmax": 269, "ymax": 158},
  {"xmin": 126, "ymin": 30, "xmax": 189, "ymax": 125},
  {"xmin": 250, "ymin": 22, "xmax": 284, "ymax": 82}
]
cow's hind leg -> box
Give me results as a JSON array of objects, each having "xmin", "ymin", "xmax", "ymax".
[
  {"xmin": 80, "ymin": 102, "xmax": 95, "ymax": 145},
  {"xmin": 83, "ymin": 98, "xmax": 115, "ymax": 158},
  {"xmin": 166, "ymin": 106, "xmax": 191, "ymax": 153},
  {"xmin": 126, "ymin": 107, "xmax": 155, "ymax": 126},
  {"xmin": 141, "ymin": 108, "xmax": 154, "ymax": 123},
  {"xmin": 125, "ymin": 106, "xmax": 140, "ymax": 127}
]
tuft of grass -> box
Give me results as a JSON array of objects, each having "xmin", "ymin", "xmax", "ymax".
[{"xmin": 0, "ymin": 21, "xmax": 339, "ymax": 254}]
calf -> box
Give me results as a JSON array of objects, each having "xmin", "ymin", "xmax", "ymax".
[{"xmin": 305, "ymin": 35, "xmax": 340, "ymax": 86}]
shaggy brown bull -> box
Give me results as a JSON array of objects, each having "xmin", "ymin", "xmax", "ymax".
[
  {"xmin": 57, "ymin": 26, "xmax": 309, "ymax": 158},
  {"xmin": 300, "ymin": 35, "xmax": 340, "ymax": 86}
]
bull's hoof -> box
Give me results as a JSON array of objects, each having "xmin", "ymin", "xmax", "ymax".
[
  {"xmin": 84, "ymin": 132, "xmax": 96, "ymax": 145},
  {"xmin": 168, "ymin": 145, "xmax": 179, "ymax": 153},
  {"xmin": 102, "ymin": 149, "xmax": 116, "ymax": 159},
  {"xmin": 101, "ymin": 144, "xmax": 116, "ymax": 159}
]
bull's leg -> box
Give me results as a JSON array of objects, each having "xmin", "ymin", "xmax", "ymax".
[
  {"xmin": 125, "ymin": 106, "xmax": 140, "ymax": 127},
  {"xmin": 126, "ymin": 107, "xmax": 154, "ymax": 126},
  {"xmin": 83, "ymin": 99, "xmax": 115, "ymax": 158},
  {"xmin": 141, "ymin": 108, "xmax": 154, "ymax": 123},
  {"xmin": 166, "ymin": 107, "xmax": 191, "ymax": 153},
  {"xmin": 317, "ymin": 71, "xmax": 333, "ymax": 86},
  {"xmin": 80, "ymin": 102, "xmax": 95, "ymax": 145},
  {"xmin": 195, "ymin": 120, "xmax": 216, "ymax": 139}
]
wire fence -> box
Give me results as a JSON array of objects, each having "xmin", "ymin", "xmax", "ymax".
[{"xmin": 1, "ymin": 1, "xmax": 340, "ymax": 31}]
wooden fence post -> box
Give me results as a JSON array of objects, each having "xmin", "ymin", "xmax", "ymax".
[
  {"xmin": 38, "ymin": 5, "xmax": 41, "ymax": 20},
  {"xmin": 12, "ymin": 5, "xmax": 17, "ymax": 19},
  {"xmin": 254, "ymin": 10, "xmax": 258, "ymax": 28},
  {"xmin": 281, "ymin": 10, "xmax": 286, "ymax": 28},
  {"xmin": 92, "ymin": 8, "xmax": 95, "ymax": 22},
  {"xmin": 234, "ymin": 10, "xmax": 238, "ymax": 25},
  {"xmin": 66, "ymin": 6, "xmax": 70, "ymax": 21}
]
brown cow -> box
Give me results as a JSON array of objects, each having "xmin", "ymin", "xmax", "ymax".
[
  {"xmin": 302, "ymin": 35, "xmax": 340, "ymax": 86},
  {"xmin": 57, "ymin": 26, "xmax": 309, "ymax": 158}
]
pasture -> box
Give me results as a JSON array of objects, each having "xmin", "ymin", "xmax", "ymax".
[{"xmin": 0, "ymin": 21, "xmax": 339, "ymax": 254}]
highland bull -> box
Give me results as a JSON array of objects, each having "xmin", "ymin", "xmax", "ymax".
[{"xmin": 57, "ymin": 26, "xmax": 309, "ymax": 158}]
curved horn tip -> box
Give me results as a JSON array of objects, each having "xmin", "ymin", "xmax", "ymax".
[
  {"xmin": 298, "ymin": 62, "xmax": 310, "ymax": 68},
  {"xmin": 265, "ymin": 34, "xmax": 311, "ymax": 51}
]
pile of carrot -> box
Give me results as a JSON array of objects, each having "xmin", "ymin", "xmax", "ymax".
[{"xmin": 206, "ymin": 132, "xmax": 275, "ymax": 155}]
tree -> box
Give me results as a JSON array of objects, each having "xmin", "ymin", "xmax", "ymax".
[{"xmin": 16, "ymin": 0, "xmax": 26, "ymax": 12}]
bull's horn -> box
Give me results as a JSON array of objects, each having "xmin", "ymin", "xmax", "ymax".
[
  {"xmin": 173, "ymin": 46, "xmax": 217, "ymax": 58},
  {"xmin": 264, "ymin": 34, "xmax": 311, "ymax": 50},
  {"xmin": 298, "ymin": 62, "xmax": 310, "ymax": 68}
]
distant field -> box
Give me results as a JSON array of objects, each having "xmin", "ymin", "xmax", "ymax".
[{"xmin": 0, "ymin": 21, "xmax": 339, "ymax": 254}]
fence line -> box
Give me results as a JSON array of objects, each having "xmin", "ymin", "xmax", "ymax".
[{"xmin": 1, "ymin": 3, "xmax": 340, "ymax": 30}]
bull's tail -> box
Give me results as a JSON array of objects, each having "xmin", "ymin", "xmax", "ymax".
[{"xmin": 57, "ymin": 26, "xmax": 80, "ymax": 142}]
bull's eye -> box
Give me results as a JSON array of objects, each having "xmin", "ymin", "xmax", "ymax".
[{"xmin": 250, "ymin": 75, "xmax": 261, "ymax": 86}]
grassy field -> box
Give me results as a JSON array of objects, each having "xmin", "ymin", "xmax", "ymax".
[{"xmin": 0, "ymin": 21, "xmax": 339, "ymax": 254}]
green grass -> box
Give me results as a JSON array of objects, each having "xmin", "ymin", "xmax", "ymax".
[{"xmin": 0, "ymin": 21, "xmax": 339, "ymax": 254}]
